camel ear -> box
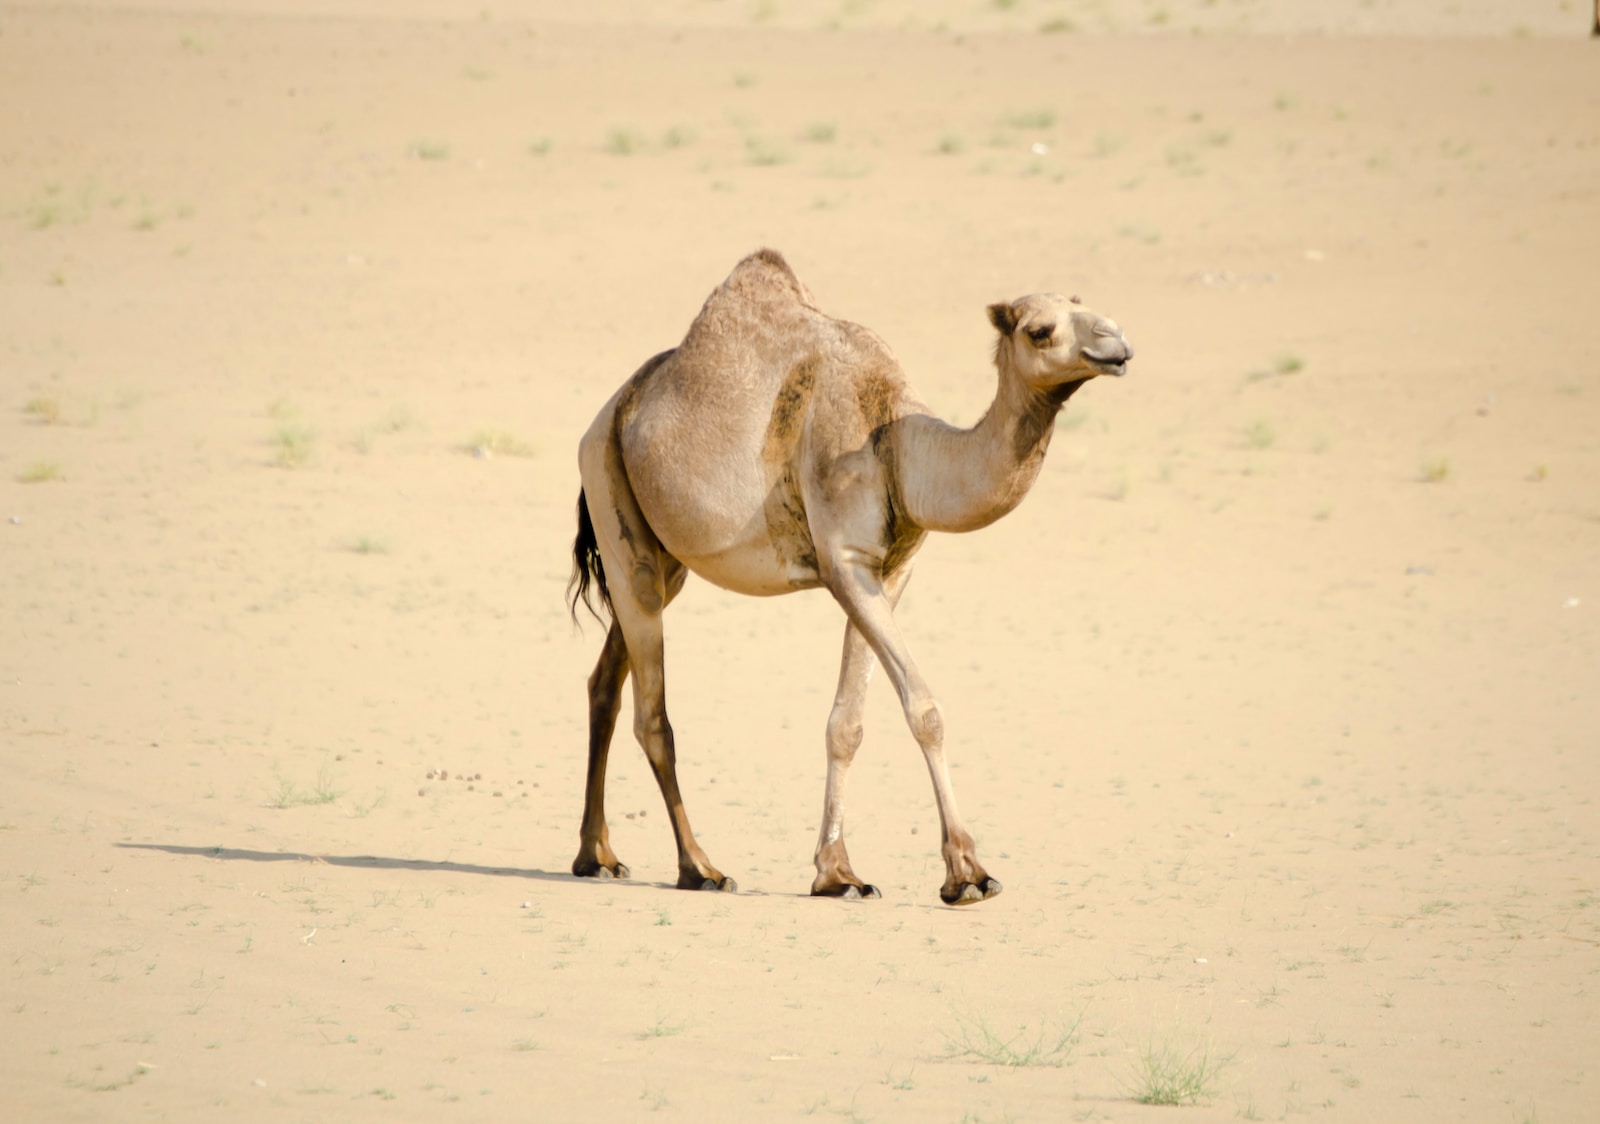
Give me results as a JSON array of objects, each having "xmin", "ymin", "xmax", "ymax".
[{"xmin": 987, "ymin": 302, "xmax": 1017, "ymax": 336}]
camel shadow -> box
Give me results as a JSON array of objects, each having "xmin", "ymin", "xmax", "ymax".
[
  {"xmin": 120, "ymin": 843, "xmax": 820, "ymax": 899},
  {"xmin": 114, "ymin": 842, "xmax": 786, "ymax": 895},
  {"xmin": 116, "ymin": 842, "xmax": 580, "ymax": 884}
]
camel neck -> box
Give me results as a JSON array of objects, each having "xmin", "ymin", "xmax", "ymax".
[{"xmin": 897, "ymin": 357, "xmax": 1076, "ymax": 534}]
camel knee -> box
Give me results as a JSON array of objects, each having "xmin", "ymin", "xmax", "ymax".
[
  {"xmin": 906, "ymin": 699, "xmax": 944, "ymax": 750},
  {"xmin": 825, "ymin": 709, "xmax": 864, "ymax": 762},
  {"xmin": 634, "ymin": 709, "xmax": 669, "ymax": 742},
  {"xmin": 629, "ymin": 563, "xmax": 665, "ymax": 614}
]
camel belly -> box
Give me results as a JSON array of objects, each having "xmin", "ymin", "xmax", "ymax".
[{"xmin": 680, "ymin": 540, "xmax": 822, "ymax": 597}]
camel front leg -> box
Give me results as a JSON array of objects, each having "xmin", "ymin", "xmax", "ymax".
[
  {"xmin": 812, "ymin": 565, "xmax": 912, "ymax": 900},
  {"xmin": 827, "ymin": 557, "xmax": 1001, "ymax": 906}
]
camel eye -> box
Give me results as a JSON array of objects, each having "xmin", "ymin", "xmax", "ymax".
[{"xmin": 1026, "ymin": 325, "xmax": 1054, "ymax": 346}]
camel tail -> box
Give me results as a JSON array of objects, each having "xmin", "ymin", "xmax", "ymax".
[{"xmin": 568, "ymin": 489, "xmax": 612, "ymax": 624}]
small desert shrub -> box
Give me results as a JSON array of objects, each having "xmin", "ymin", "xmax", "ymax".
[
  {"xmin": 24, "ymin": 397, "xmax": 63, "ymax": 425},
  {"xmin": 605, "ymin": 128, "xmax": 643, "ymax": 155},
  {"xmin": 1005, "ymin": 108, "xmax": 1057, "ymax": 130},
  {"xmin": 1128, "ymin": 1030, "xmax": 1232, "ymax": 1105},
  {"xmin": 273, "ymin": 423, "xmax": 316, "ymax": 467},
  {"xmin": 19, "ymin": 461, "xmax": 63, "ymax": 483},
  {"xmin": 942, "ymin": 1009, "xmax": 1082, "ymax": 1068},
  {"xmin": 466, "ymin": 429, "xmax": 538, "ymax": 459},
  {"xmin": 1244, "ymin": 419, "xmax": 1276, "ymax": 449},
  {"xmin": 744, "ymin": 137, "xmax": 789, "ymax": 166}
]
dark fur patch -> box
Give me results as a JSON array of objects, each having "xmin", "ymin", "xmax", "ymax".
[
  {"xmin": 762, "ymin": 357, "xmax": 820, "ymax": 575},
  {"xmin": 987, "ymin": 302, "xmax": 1017, "ymax": 336},
  {"xmin": 855, "ymin": 368, "xmax": 925, "ymax": 577},
  {"xmin": 1011, "ymin": 379, "xmax": 1087, "ymax": 464}
]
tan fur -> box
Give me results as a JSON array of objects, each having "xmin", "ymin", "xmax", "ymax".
[{"xmin": 571, "ymin": 250, "xmax": 1131, "ymax": 904}]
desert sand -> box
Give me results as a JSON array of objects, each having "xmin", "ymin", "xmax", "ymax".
[{"xmin": 3, "ymin": 1, "xmax": 1598, "ymax": 1120}]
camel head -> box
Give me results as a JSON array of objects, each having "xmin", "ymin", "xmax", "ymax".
[{"xmin": 987, "ymin": 293, "xmax": 1132, "ymax": 393}]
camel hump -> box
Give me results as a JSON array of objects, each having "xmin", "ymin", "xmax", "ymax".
[{"xmin": 720, "ymin": 248, "xmax": 819, "ymax": 310}]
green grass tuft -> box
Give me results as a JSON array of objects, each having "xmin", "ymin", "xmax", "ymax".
[
  {"xmin": 466, "ymin": 429, "xmax": 538, "ymax": 459},
  {"xmin": 24, "ymin": 397, "xmax": 63, "ymax": 425},
  {"xmin": 19, "ymin": 461, "xmax": 63, "ymax": 484},
  {"xmin": 1244, "ymin": 419, "xmax": 1276, "ymax": 449},
  {"xmin": 1128, "ymin": 1029, "xmax": 1232, "ymax": 1105},
  {"xmin": 942, "ymin": 1008, "xmax": 1082, "ymax": 1068},
  {"xmin": 273, "ymin": 422, "xmax": 316, "ymax": 468}
]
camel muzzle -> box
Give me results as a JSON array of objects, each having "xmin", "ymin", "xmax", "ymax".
[{"xmin": 1085, "ymin": 339, "xmax": 1132, "ymax": 376}]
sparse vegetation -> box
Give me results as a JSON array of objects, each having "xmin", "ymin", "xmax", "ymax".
[
  {"xmin": 466, "ymin": 429, "xmax": 538, "ymax": 458},
  {"xmin": 1127, "ymin": 1027, "xmax": 1231, "ymax": 1105},
  {"xmin": 269, "ymin": 762, "xmax": 341, "ymax": 809},
  {"xmin": 942, "ymin": 1008, "xmax": 1082, "ymax": 1068},
  {"xmin": 1421, "ymin": 456, "xmax": 1451, "ymax": 483},
  {"xmin": 1244, "ymin": 419, "xmax": 1276, "ymax": 449},
  {"xmin": 409, "ymin": 140, "xmax": 450, "ymax": 161},
  {"xmin": 606, "ymin": 128, "xmax": 644, "ymax": 156},
  {"xmin": 24, "ymin": 397, "xmax": 62, "ymax": 424},
  {"xmin": 273, "ymin": 422, "xmax": 317, "ymax": 467},
  {"xmin": 745, "ymin": 136, "xmax": 789, "ymax": 166},
  {"xmin": 661, "ymin": 124, "xmax": 698, "ymax": 149},
  {"xmin": 19, "ymin": 461, "xmax": 62, "ymax": 483},
  {"xmin": 645, "ymin": 1012, "xmax": 686, "ymax": 1038},
  {"xmin": 1005, "ymin": 108, "xmax": 1058, "ymax": 130}
]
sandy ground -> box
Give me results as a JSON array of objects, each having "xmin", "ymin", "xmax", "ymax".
[{"xmin": 3, "ymin": 2, "xmax": 1598, "ymax": 1120}]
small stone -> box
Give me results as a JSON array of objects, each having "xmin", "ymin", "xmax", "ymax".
[{"xmin": 418, "ymin": 788, "xmax": 426, "ymax": 796}]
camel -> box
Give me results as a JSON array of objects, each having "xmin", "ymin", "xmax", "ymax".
[{"xmin": 567, "ymin": 249, "xmax": 1131, "ymax": 905}]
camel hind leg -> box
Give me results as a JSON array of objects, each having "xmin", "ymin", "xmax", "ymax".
[
  {"xmin": 572, "ymin": 618, "xmax": 631, "ymax": 878},
  {"xmin": 572, "ymin": 430, "xmax": 732, "ymax": 892}
]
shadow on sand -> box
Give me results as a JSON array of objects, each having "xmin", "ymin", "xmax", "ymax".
[
  {"xmin": 116, "ymin": 842, "xmax": 582, "ymax": 885},
  {"xmin": 116, "ymin": 842, "xmax": 798, "ymax": 897}
]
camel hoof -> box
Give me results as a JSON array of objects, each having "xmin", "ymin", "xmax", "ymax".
[
  {"xmin": 572, "ymin": 858, "xmax": 629, "ymax": 880},
  {"xmin": 811, "ymin": 881, "xmax": 881, "ymax": 900},
  {"xmin": 682, "ymin": 874, "xmax": 737, "ymax": 892},
  {"xmin": 941, "ymin": 877, "xmax": 1003, "ymax": 906}
]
